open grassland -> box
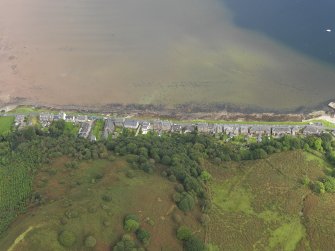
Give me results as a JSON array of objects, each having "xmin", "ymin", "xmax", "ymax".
[
  {"xmin": 207, "ymin": 151, "xmax": 333, "ymax": 251},
  {"xmin": 0, "ymin": 116, "xmax": 14, "ymax": 135},
  {"xmin": 0, "ymin": 157, "xmax": 202, "ymax": 251}
]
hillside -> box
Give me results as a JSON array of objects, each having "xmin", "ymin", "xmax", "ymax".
[{"xmin": 1, "ymin": 122, "xmax": 335, "ymax": 250}]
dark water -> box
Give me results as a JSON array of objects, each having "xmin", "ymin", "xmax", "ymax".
[{"xmin": 222, "ymin": 0, "xmax": 335, "ymax": 65}]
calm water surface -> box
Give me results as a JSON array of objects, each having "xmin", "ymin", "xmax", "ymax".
[{"xmin": 0, "ymin": 0, "xmax": 334, "ymax": 111}]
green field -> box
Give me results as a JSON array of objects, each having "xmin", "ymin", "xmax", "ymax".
[
  {"xmin": 92, "ymin": 120, "xmax": 105, "ymax": 140},
  {"xmin": 207, "ymin": 150, "xmax": 334, "ymax": 251},
  {"xmin": 0, "ymin": 116, "xmax": 14, "ymax": 135},
  {"xmin": 0, "ymin": 157, "xmax": 202, "ymax": 251}
]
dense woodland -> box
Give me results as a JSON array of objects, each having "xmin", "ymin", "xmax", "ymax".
[{"xmin": 1, "ymin": 120, "xmax": 335, "ymax": 250}]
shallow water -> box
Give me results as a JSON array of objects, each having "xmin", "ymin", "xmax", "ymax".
[{"xmin": 0, "ymin": 0, "xmax": 334, "ymax": 111}]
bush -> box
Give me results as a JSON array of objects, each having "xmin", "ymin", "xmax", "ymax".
[
  {"xmin": 178, "ymin": 193, "xmax": 196, "ymax": 212},
  {"xmin": 173, "ymin": 192, "xmax": 182, "ymax": 203},
  {"xmin": 124, "ymin": 214, "xmax": 139, "ymax": 222},
  {"xmin": 199, "ymin": 214, "xmax": 210, "ymax": 226},
  {"xmin": 84, "ymin": 236, "xmax": 97, "ymax": 248},
  {"xmin": 168, "ymin": 175, "xmax": 177, "ymax": 182},
  {"xmin": 313, "ymin": 181, "xmax": 325, "ymax": 194},
  {"xmin": 184, "ymin": 236, "xmax": 205, "ymax": 251},
  {"xmin": 136, "ymin": 228, "xmax": 151, "ymax": 245},
  {"xmin": 58, "ymin": 230, "xmax": 76, "ymax": 247},
  {"xmin": 102, "ymin": 194, "xmax": 113, "ymax": 202},
  {"xmin": 172, "ymin": 212, "xmax": 182, "ymax": 224},
  {"xmin": 177, "ymin": 226, "xmax": 192, "ymax": 241},
  {"xmin": 124, "ymin": 219, "xmax": 140, "ymax": 232}
]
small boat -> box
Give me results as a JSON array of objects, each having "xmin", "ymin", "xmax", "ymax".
[{"xmin": 326, "ymin": 29, "xmax": 332, "ymax": 32}]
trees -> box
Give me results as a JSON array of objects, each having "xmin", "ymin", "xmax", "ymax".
[
  {"xmin": 184, "ymin": 236, "xmax": 205, "ymax": 251},
  {"xmin": 84, "ymin": 236, "xmax": 97, "ymax": 248},
  {"xmin": 58, "ymin": 230, "xmax": 77, "ymax": 247},
  {"xmin": 178, "ymin": 193, "xmax": 196, "ymax": 212},
  {"xmin": 177, "ymin": 226, "xmax": 192, "ymax": 241},
  {"xmin": 136, "ymin": 228, "xmax": 151, "ymax": 245}
]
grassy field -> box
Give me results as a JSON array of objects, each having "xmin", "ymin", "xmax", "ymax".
[
  {"xmin": 207, "ymin": 150, "xmax": 333, "ymax": 251},
  {"xmin": 64, "ymin": 122, "xmax": 80, "ymax": 136},
  {"xmin": 0, "ymin": 157, "xmax": 202, "ymax": 251},
  {"xmin": 0, "ymin": 116, "xmax": 14, "ymax": 135},
  {"xmin": 92, "ymin": 120, "xmax": 105, "ymax": 140}
]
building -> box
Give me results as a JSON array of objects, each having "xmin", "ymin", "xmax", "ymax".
[
  {"xmin": 65, "ymin": 115, "xmax": 75, "ymax": 122},
  {"xmin": 124, "ymin": 120, "xmax": 139, "ymax": 129},
  {"xmin": 39, "ymin": 113, "xmax": 54, "ymax": 127},
  {"xmin": 303, "ymin": 125, "xmax": 324, "ymax": 136},
  {"xmin": 141, "ymin": 121, "xmax": 151, "ymax": 134},
  {"xmin": 113, "ymin": 118, "xmax": 125, "ymax": 127},
  {"xmin": 76, "ymin": 115, "xmax": 88, "ymax": 123},
  {"xmin": 249, "ymin": 125, "xmax": 271, "ymax": 136},
  {"xmin": 197, "ymin": 123, "xmax": 209, "ymax": 133},
  {"xmin": 14, "ymin": 115, "xmax": 25, "ymax": 128},
  {"xmin": 171, "ymin": 124, "xmax": 182, "ymax": 133},
  {"xmin": 271, "ymin": 126, "xmax": 292, "ymax": 137},
  {"xmin": 103, "ymin": 118, "xmax": 115, "ymax": 139},
  {"xmin": 240, "ymin": 126, "xmax": 250, "ymax": 135},
  {"xmin": 184, "ymin": 124, "xmax": 195, "ymax": 133},
  {"xmin": 161, "ymin": 121, "xmax": 172, "ymax": 131},
  {"xmin": 152, "ymin": 120, "xmax": 162, "ymax": 131},
  {"xmin": 78, "ymin": 121, "xmax": 93, "ymax": 138}
]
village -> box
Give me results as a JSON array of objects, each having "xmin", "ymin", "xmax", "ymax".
[{"xmin": 4, "ymin": 110, "xmax": 328, "ymax": 142}]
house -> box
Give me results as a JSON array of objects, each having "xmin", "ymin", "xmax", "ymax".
[
  {"xmin": 39, "ymin": 113, "xmax": 54, "ymax": 127},
  {"xmin": 303, "ymin": 125, "xmax": 324, "ymax": 135},
  {"xmin": 271, "ymin": 126, "xmax": 292, "ymax": 137},
  {"xmin": 141, "ymin": 121, "xmax": 151, "ymax": 134},
  {"xmin": 249, "ymin": 125, "xmax": 271, "ymax": 136},
  {"xmin": 65, "ymin": 115, "xmax": 75, "ymax": 122},
  {"xmin": 59, "ymin": 112, "xmax": 66, "ymax": 120},
  {"xmin": 224, "ymin": 125, "xmax": 239, "ymax": 136},
  {"xmin": 113, "ymin": 118, "xmax": 125, "ymax": 127},
  {"xmin": 76, "ymin": 115, "xmax": 88, "ymax": 123},
  {"xmin": 152, "ymin": 120, "xmax": 162, "ymax": 131},
  {"xmin": 240, "ymin": 126, "xmax": 249, "ymax": 135},
  {"xmin": 291, "ymin": 126, "xmax": 301, "ymax": 136},
  {"xmin": 161, "ymin": 121, "xmax": 172, "ymax": 131},
  {"xmin": 197, "ymin": 123, "xmax": 209, "ymax": 133},
  {"xmin": 124, "ymin": 120, "xmax": 139, "ymax": 129},
  {"xmin": 171, "ymin": 124, "xmax": 182, "ymax": 133},
  {"xmin": 15, "ymin": 115, "xmax": 25, "ymax": 128},
  {"xmin": 53, "ymin": 114, "xmax": 60, "ymax": 121},
  {"xmin": 78, "ymin": 121, "xmax": 92, "ymax": 138},
  {"xmin": 103, "ymin": 118, "xmax": 115, "ymax": 139},
  {"xmin": 184, "ymin": 124, "xmax": 195, "ymax": 133}
]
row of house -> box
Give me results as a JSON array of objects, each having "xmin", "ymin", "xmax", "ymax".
[
  {"xmin": 105, "ymin": 118, "xmax": 325, "ymax": 138},
  {"xmin": 35, "ymin": 112, "xmax": 327, "ymax": 139}
]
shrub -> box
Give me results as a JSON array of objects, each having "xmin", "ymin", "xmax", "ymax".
[
  {"xmin": 124, "ymin": 219, "xmax": 140, "ymax": 232},
  {"xmin": 323, "ymin": 176, "xmax": 335, "ymax": 193},
  {"xmin": 136, "ymin": 228, "xmax": 151, "ymax": 245},
  {"xmin": 199, "ymin": 214, "xmax": 210, "ymax": 226},
  {"xmin": 172, "ymin": 212, "xmax": 182, "ymax": 224},
  {"xmin": 168, "ymin": 175, "xmax": 177, "ymax": 182},
  {"xmin": 313, "ymin": 181, "xmax": 325, "ymax": 194},
  {"xmin": 175, "ymin": 184, "xmax": 185, "ymax": 192},
  {"xmin": 178, "ymin": 193, "xmax": 195, "ymax": 212},
  {"xmin": 58, "ymin": 230, "xmax": 76, "ymax": 247},
  {"xmin": 199, "ymin": 171, "xmax": 212, "ymax": 183},
  {"xmin": 184, "ymin": 236, "xmax": 205, "ymax": 251},
  {"xmin": 173, "ymin": 192, "xmax": 182, "ymax": 203},
  {"xmin": 102, "ymin": 194, "xmax": 113, "ymax": 202},
  {"xmin": 177, "ymin": 226, "xmax": 192, "ymax": 241},
  {"xmin": 124, "ymin": 214, "xmax": 139, "ymax": 222},
  {"xmin": 84, "ymin": 236, "xmax": 97, "ymax": 248}
]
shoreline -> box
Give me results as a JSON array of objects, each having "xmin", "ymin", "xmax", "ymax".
[{"xmin": 0, "ymin": 97, "xmax": 333, "ymax": 123}]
